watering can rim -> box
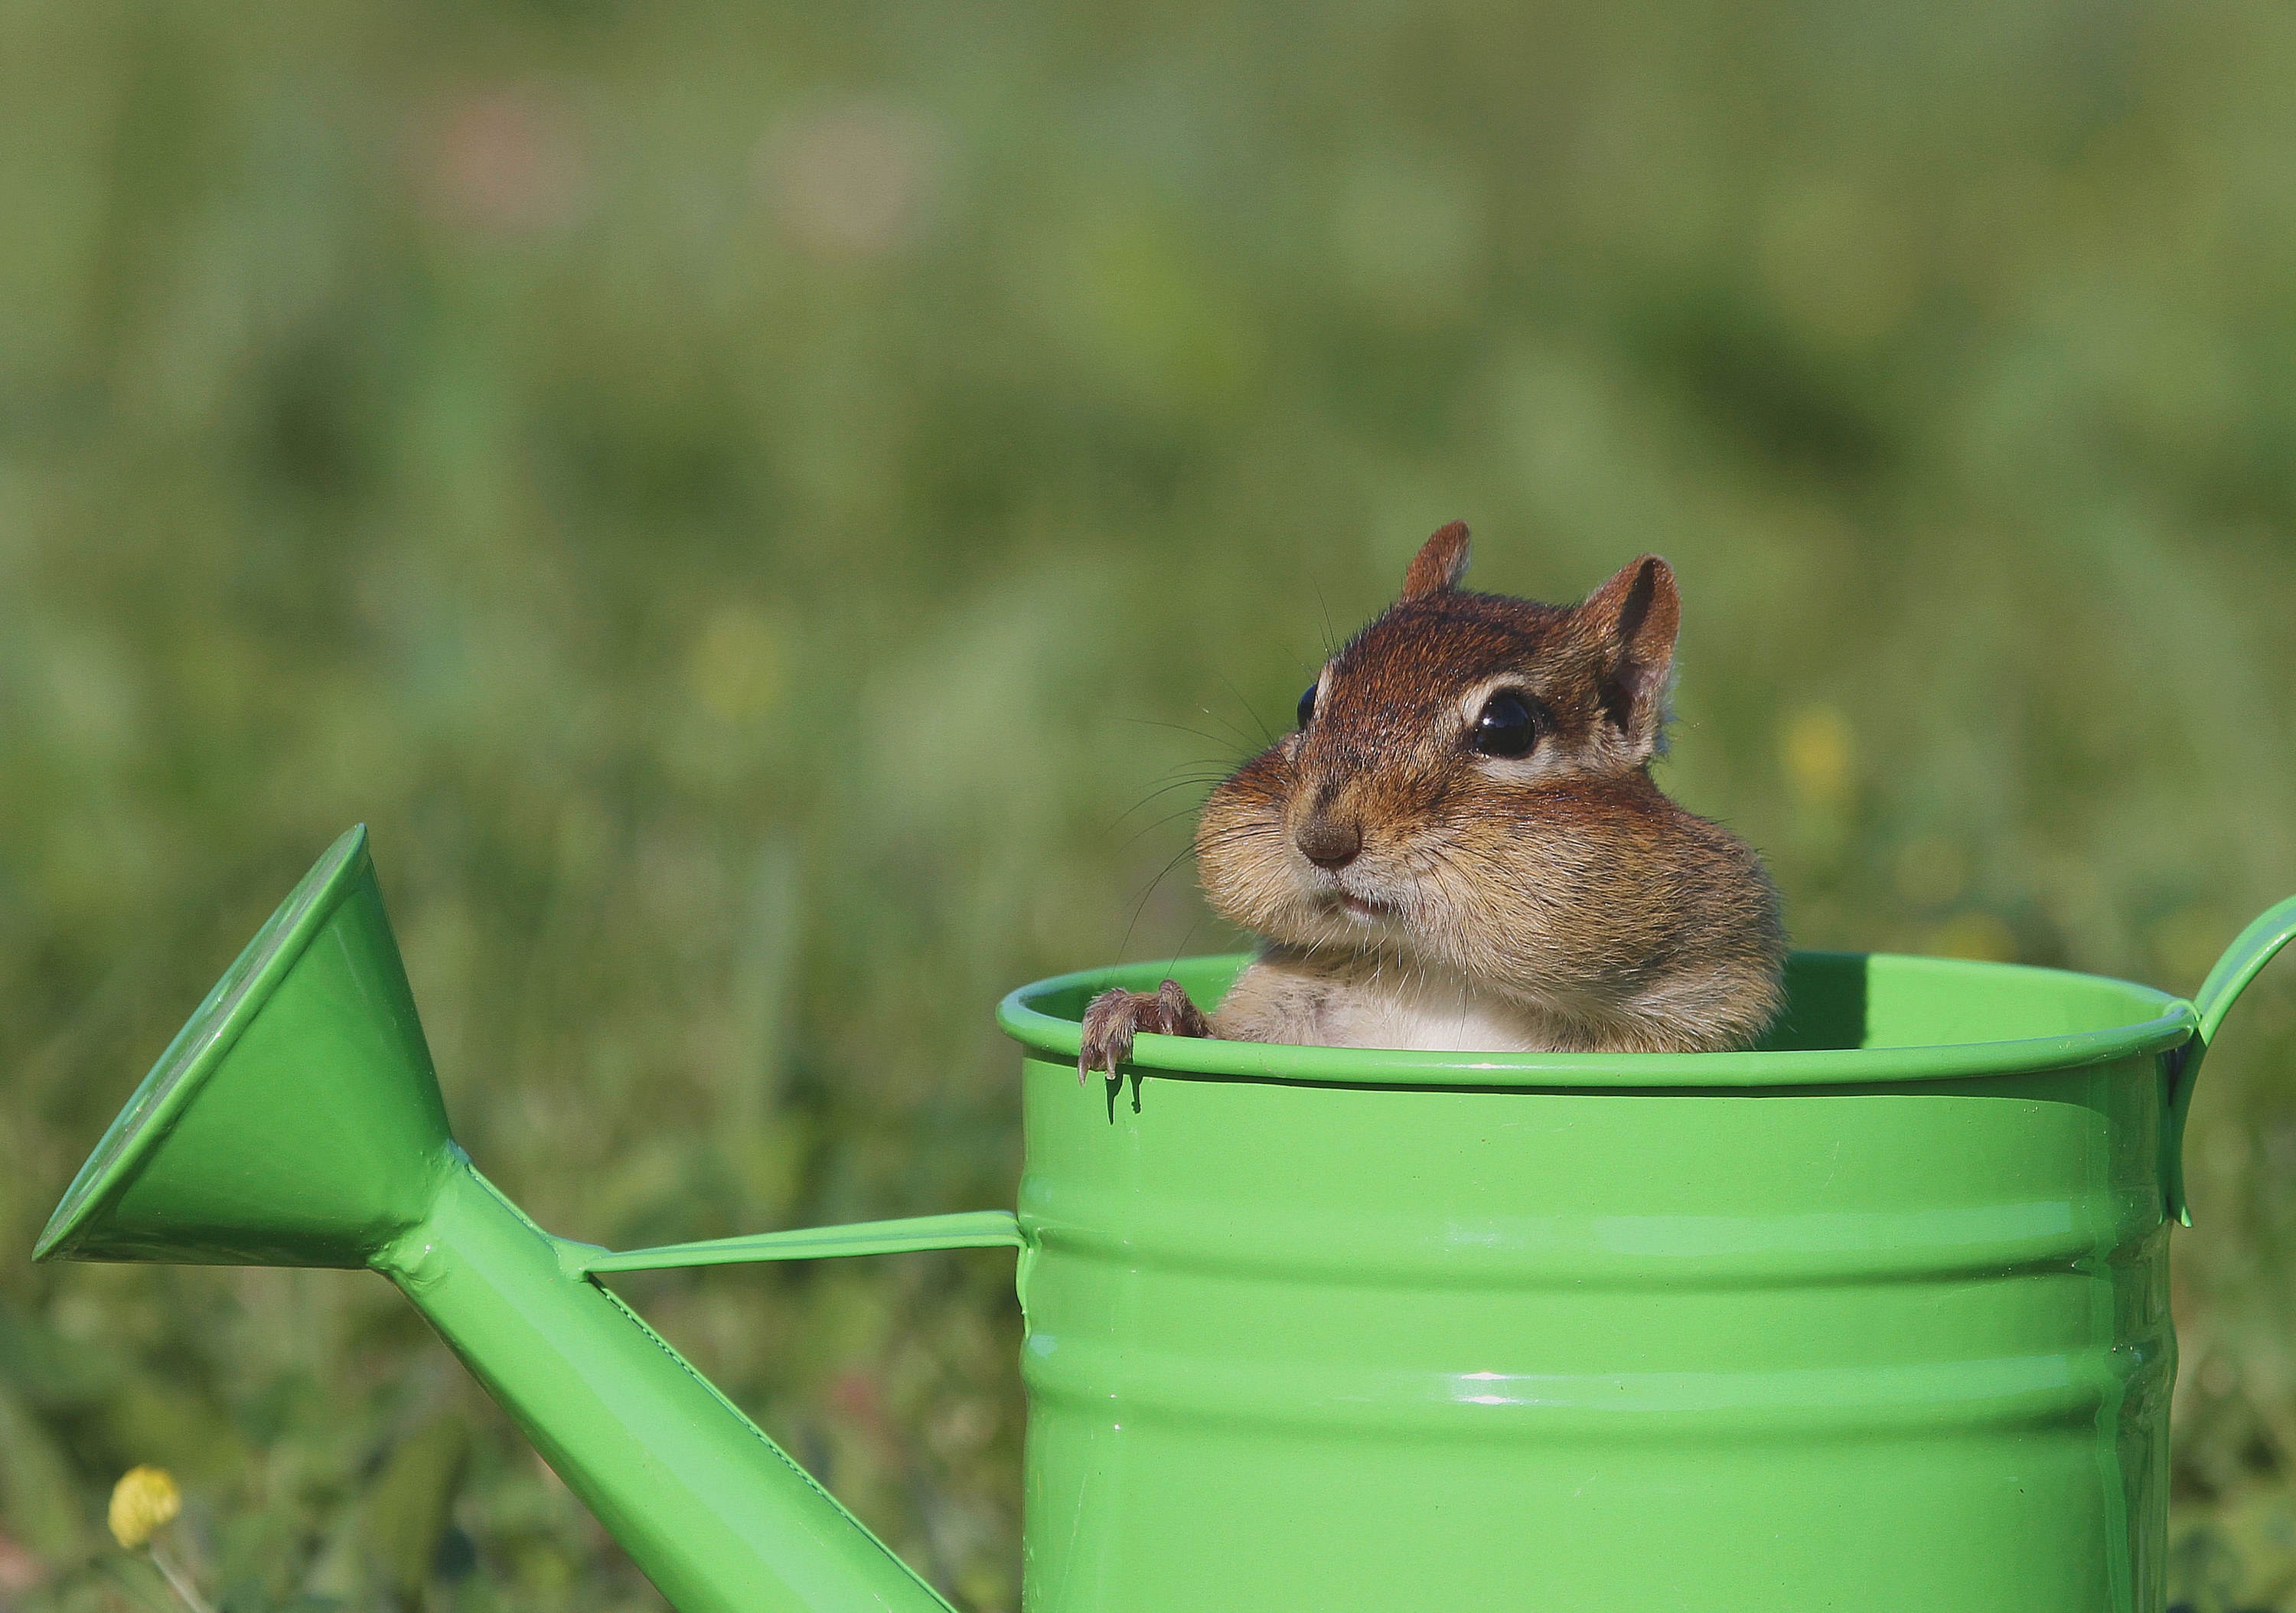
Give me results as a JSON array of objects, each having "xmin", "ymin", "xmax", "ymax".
[{"xmin": 998, "ymin": 950, "xmax": 2197, "ymax": 1091}]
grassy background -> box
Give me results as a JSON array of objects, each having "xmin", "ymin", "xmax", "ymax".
[{"xmin": 4, "ymin": 1, "xmax": 2296, "ymax": 1608}]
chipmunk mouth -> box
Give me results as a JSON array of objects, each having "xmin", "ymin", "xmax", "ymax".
[{"xmin": 1324, "ymin": 887, "xmax": 1399, "ymax": 925}]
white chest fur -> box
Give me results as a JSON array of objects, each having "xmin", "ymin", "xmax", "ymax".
[
  {"xmin": 1310, "ymin": 969, "xmax": 1556, "ymax": 1052},
  {"xmin": 1214, "ymin": 952, "xmax": 1591, "ymax": 1053}
]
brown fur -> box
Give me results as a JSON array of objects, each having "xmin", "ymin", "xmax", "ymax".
[{"xmin": 1078, "ymin": 524, "xmax": 1786, "ymax": 1079}]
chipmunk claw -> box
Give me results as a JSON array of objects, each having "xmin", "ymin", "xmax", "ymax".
[{"xmin": 1078, "ymin": 978, "xmax": 1212, "ymax": 1083}]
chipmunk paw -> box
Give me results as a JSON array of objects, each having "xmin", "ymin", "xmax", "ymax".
[{"xmin": 1078, "ymin": 978, "xmax": 1211, "ymax": 1082}]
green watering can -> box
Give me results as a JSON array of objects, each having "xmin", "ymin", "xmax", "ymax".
[{"xmin": 34, "ymin": 825, "xmax": 2296, "ymax": 1612}]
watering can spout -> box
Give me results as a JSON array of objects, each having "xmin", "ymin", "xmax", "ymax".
[{"xmin": 34, "ymin": 826, "xmax": 982, "ymax": 1613}]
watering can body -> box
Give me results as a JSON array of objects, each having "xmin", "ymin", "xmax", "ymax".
[
  {"xmin": 34, "ymin": 825, "xmax": 2296, "ymax": 1613},
  {"xmin": 1002, "ymin": 957, "xmax": 2188, "ymax": 1612}
]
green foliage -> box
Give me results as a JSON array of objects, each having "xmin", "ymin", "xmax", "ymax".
[{"xmin": 2, "ymin": 0, "xmax": 2294, "ymax": 1607}]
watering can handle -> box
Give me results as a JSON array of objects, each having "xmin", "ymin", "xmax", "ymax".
[
  {"xmin": 2167, "ymin": 894, "xmax": 2296, "ymax": 1226},
  {"xmin": 2192, "ymin": 896, "xmax": 2296, "ymax": 1050}
]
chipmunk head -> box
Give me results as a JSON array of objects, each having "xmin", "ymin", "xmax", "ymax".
[{"xmin": 1196, "ymin": 521, "xmax": 1757, "ymax": 1024}]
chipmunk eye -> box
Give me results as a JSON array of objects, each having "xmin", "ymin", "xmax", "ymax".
[
  {"xmin": 1473, "ymin": 691, "xmax": 1537, "ymax": 757},
  {"xmin": 1297, "ymin": 684, "xmax": 1317, "ymax": 728}
]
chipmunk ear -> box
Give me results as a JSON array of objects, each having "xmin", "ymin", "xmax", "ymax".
[
  {"xmin": 1577, "ymin": 555, "xmax": 1679, "ymax": 752},
  {"xmin": 1401, "ymin": 521, "xmax": 1472, "ymax": 599}
]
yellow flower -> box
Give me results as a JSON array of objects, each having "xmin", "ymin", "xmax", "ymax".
[
  {"xmin": 108, "ymin": 1465, "xmax": 181, "ymax": 1550},
  {"xmin": 1779, "ymin": 704, "xmax": 1855, "ymax": 811}
]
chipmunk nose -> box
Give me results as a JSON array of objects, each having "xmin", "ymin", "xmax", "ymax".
[{"xmin": 1296, "ymin": 815, "xmax": 1362, "ymax": 870}]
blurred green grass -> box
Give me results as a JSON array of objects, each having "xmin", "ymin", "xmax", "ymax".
[{"xmin": 2, "ymin": 0, "xmax": 2295, "ymax": 1608}]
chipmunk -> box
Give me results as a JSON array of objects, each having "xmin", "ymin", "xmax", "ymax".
[{"xmin": 1080, "ymin": 521, "xmax": 1786, "ymax": 1079}]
